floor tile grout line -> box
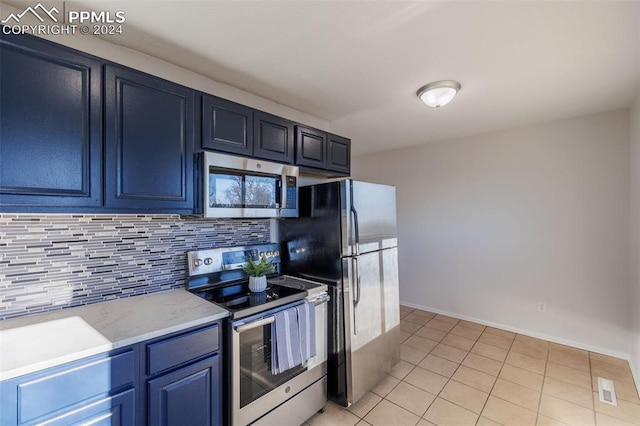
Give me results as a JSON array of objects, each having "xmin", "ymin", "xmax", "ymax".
[
  {"xmin": 383, "ymin": 379, "xmax": 435, "ymax": 419},
  {"xmin": 533, "ymin": 336, "xmax": 551, "ymax": 426},
  {"xmin": 425, "ymin": 313, "xmax": 550, "ymax": 424},
  {"xmin": 375, "ymin": 354, "xmax": 446, "ymax": 421},
  {"xmin": 399, "ymin": 307, "xmax": 640, "ymax": 425},
  {"xmin": 417, "ymin": 325, "xmax": 473, "ymax": 424},
  {"xmin": 470, "ymin": 330, "xmax": 515, "ymax": 426},
  {"xmin": 369, "ymin": 389, "xmax": 425, "ymax": 424},
  {"xmin": 414, "ymin": 319, "xmax": 510, "ymax": 425},
  {"xmin": 398, "ymin": 317, "xmax": 465, "ymax": 423}
]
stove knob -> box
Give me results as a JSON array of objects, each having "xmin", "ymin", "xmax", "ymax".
[
  {"xmin": 266, "ymin": 251, "xmax": 273, "ymax": 257},
  {"xmin": 259, "ymin": 252, "xmax": 265, "ymax": 258},
  {"xmin": 274, "ymin": 250, "xmax": 279, "ymax": 256},
  {"xmin": 204, "ymin": 257, "xmax": 212, "ymax": 265},
  {"xmin": 194, "ymin": 259, "xmax": 203, "ymax": 267}
]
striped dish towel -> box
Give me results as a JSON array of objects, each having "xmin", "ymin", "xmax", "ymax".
[
  {"xmin": 271, "ymin": 302, "xmax": 316, "ymax": 374},
  {"xmin": 296, "ymin": 302, "xmax": 316, "ymax": 362}
]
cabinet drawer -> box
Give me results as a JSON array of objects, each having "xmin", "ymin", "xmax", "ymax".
[
  {"xmin": 147, "ymin": 325, "xmax": 219, "ymax": 376},
  {"xmin": 17, "ymin": 350, "xmax": 135, "ymax": 424},
  {"xmin": 36, "ymin": 388, "xmax": 136, "ymax": 426}
]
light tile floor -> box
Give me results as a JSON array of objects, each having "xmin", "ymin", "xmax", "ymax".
[{"xmin": 304, "ymin": 306, "xmax": 640, "ymax": 426}]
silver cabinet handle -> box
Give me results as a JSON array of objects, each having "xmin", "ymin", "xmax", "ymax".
[{"xmin": 234, "ymin": 316, "xmax": 275, "ymax": 333}]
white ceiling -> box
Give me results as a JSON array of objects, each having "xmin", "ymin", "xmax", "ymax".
[{"xmin": 72, "ymin": 1, "xmax": 640, "ymax": 156}]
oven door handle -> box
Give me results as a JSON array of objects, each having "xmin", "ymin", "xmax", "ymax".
[
  {"xmin": 234, "ymin": 316, "xmax": 275, "ymax": 333},
  {"xmin": 309, "ymin": 293, "xmax": 330, "ymax": 306}
]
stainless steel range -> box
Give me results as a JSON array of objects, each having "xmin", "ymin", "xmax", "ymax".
[{"xmin": 187, "ymin": 243, "xmax": 328, "ymax": 426}]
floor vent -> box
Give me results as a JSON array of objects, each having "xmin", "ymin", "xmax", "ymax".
[{"xmin": 597, "ymin": 377, "xmax": 618, "ymax": 406}]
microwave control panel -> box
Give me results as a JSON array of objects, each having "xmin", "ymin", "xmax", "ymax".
[{"xmin": 285, "ymin": 176, "xmax": 297, "ymax": 208}]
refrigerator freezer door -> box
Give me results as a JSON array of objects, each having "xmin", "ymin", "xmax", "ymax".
[
  {"xmin": 343, "ymin": 247, "xmax": 401, "ymax": 405},
  {"xmin": 348, "ymin": 181, "xmax": 398, "ymax": 255}
]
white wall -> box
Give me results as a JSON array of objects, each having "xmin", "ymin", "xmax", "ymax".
[
  {"xmin": 353, "ymin": 110, "xmax": 631, "ymax": 356},
  {"xmin": 630, "ymin": 97, "xmax": 640, "ymax": 386}
]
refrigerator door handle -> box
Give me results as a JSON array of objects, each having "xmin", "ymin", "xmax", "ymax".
[
  {"xmin": 349, "ymin": 180, "xmax": 360, "ymax": 256},
  {"xmin": 353, "ymin": 257, "xmax": 361, "ymax": 335},
  {"xmin": 351, "ymin": 206, "xmax": 360, "ymax": 256}
]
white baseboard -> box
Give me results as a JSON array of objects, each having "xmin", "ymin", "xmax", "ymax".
[
  {"xmin": 629, "ymin": 357, "xmax": 640, "ymax": 404},
  {"xmin": 400, "ymin": 301, "xmax": 631, "ymax": 360}
]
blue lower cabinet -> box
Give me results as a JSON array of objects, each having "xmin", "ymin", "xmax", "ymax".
[
  {"xmin": 148, "ymin": 355, "xmax": 221, "ymax": 426},
  {"xmin": 0, "ymin": 349, "xmax": 136, "ymax": 425},
  {"xmin": 0, "ymin": 322, "xmax": 223, "ymax": 426}
]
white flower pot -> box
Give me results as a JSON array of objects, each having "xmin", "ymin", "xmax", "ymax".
[{"xmin": 248, "ymin": 275, "xmax": 267, "ymax": 292}]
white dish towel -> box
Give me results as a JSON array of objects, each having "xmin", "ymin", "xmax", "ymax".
[{"xmin": 271, "ymin": 302, "xmax": 316, "ymax": 374}]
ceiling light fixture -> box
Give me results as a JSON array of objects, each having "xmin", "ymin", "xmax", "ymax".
[{"xmin": 417, "ymin": 80, "xmax": 461, "ymax": 108}]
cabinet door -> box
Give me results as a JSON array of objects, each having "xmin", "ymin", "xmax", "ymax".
[
  {"xmin": 0, "ymin": 33, "xmax": 102, "ymax": 211},
  {"xmin": 327, "ymin": 133, "xmax": 351, "ymax": 175},
  {"xmin": 253, "ymin": 111, "xmax": 294, "ymax": 163},
  {"xmin": 295, "ymin": 125, "xmax": 327, "ymax": 169},
  {"xmin": 202, "ymin": 95, "xmax": 253, "ymax": 156},
  {"xmin": 148, "ymin": 355, "xmax": 221, "ymax": 426},
  {"xmin": 105, "ymin": 65, "xmax": 194, "ymax": 212}
]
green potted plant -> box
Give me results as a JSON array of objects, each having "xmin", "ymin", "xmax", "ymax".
[{"xmin": 243, "ymin": 257, "xmax": 275, "ymax": 292}]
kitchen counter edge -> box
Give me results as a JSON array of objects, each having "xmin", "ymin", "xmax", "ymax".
[{"xmin": 0, "ymin": 289, "xmax": 228, "ymax": 381}]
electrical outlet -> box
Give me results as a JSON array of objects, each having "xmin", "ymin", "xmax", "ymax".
[{"xmin": 537, "ymin": 301, "xmax": 547, "ymax": 313}]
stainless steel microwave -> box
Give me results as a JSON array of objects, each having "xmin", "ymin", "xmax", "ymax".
[{"xmin": 203, "ymin": 152, "xmax": 299, "ymax": 218}]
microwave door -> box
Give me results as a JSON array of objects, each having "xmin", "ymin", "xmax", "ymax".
[
  {"xmin": 205, "ymin": 169, "xmax": 247, "ymax": 218},
  {"xmin": 202, "ymin": 152, "xmax": 299, "ymax": 218}
]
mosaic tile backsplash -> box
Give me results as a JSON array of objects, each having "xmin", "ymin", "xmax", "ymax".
[{"xmin": 0, "ymin": 214, "xmax": 271, "ymax": 320}]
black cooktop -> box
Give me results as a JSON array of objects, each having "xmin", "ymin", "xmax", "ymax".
[{"xmin": 194, "ymin": 279, "xmax": 307, "ymax": 319}]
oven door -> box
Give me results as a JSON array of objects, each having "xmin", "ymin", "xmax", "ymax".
[{"xmin": 231, "ymin": 301, "xmax": 326, "ymax": 426}]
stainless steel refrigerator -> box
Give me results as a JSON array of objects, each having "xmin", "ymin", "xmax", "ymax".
[{"xmin": 280, "ymin": 179, "xmax": 400, "ymax": 406}]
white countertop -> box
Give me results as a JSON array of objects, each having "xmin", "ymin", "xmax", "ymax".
[{"xmin": 0, "ymin": 289, "xmax": 228, "ymax": 381}]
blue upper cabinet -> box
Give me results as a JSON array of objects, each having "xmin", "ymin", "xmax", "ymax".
[
  {"xmin": 105, "ymin": 65, "xmax": 195, "ymax": 212},
  {"xmin": 0, "ymin": 33, "xmax": 102, "ymax": 211},
  {"xmin": 254, "ymin": 111, "xmax": 294, "ymax": 164},
  {"xmin": 326, "ymin": 133, "xmax": 351, "ymax": 175},
  {"xmin": 202, "ymin": 95, "xmax": 253, "ymax": 156},
  {"xmin": 202, "ymin": 98, "xmax": 295, "ymax": 164},
  {"xmin": 0, "ymin": 33, "xmax": 349, "ymax": 214},
  {"xmin": 295, "ymin": 125, "xmax": 351, "ymax": 175},
  {"xmin": 295, "ymin": 125, "xmax": 328, "ymax": 170}
]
